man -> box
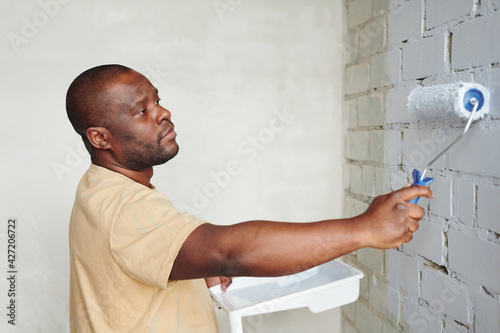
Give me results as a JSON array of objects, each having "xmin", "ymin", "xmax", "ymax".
[{"xmin": 67, "ymin": 64, "xmax": 432, "ymax": 332}]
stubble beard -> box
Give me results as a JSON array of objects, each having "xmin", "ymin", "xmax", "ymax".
[{"xmin": 121, "ymin": 137, "xmax": 179, "ymax": 171}]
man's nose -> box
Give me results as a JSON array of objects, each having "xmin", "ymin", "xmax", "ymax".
[{"xmin": 155, "ymin": 105, "xmax": 172, "ymax": 125}]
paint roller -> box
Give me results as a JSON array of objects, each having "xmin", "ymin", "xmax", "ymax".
[{"xmin": 406, "ymin": 82, "xmax": 490, "ymax": 204}]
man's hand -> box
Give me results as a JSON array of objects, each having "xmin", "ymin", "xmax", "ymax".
[
  {"xmin": 204, "ymin": 276, "xmax": 233, "ymax": 291},
  {"xmin": 355, "ymin": 184, "xmax": 434, "ymax": 249}
]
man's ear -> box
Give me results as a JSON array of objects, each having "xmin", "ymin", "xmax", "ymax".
[{"xmin": 86, "ymin": 127, "xmax": 112, "ymax": 150}]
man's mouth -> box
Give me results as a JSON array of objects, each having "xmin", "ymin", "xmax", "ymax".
[{"xmin": 160, "ymin": 126, "xmax": 176, "ymax": 143}]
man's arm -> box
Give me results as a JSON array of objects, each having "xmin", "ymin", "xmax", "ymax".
[{"xmin": 169, "ymin": 184, "xmax": 433, "ymax": 280}]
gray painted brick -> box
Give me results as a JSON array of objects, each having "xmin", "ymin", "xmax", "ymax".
[
  {"xmin": 384, "ymin": 130, "xmax": 402, "ymax": 165},
  {"xmin": 475, "ymin": 292, "xmax": 500, "ymax": 333},
  {"xmin": 444, "ymin": 317, "xmax": 468, "ymax": 333},
  {"xmin": 404, "ymin": 218, "xmax": 444, "ymax": 265},
  {"xmin": 342, "ymin": 301, "xmax": 356, "ymax": 322},
  {"xmin": 360, "ymin": 271, "xmax": 369, "ymax": 299},
  {"xmin": 402, "ymin": 128, "xmax": 445, "ymax": 172},
  {"xmin": 430, "ymin": 176, "xmax": 452, "ymax": 219},
  {"xmin": 363, "ymin": 165, "xmax": 375, "ymax": 196},
  {"xmin": 371, "ymin": 48, "xmax": 401, "ymax": 88},
  {"xmin": 452, "ymin": 180, "xmax": 474, "ymax": 226},
  {"xmin": 343, "ymin": 163, "xmax": 351, "ymax": 191},
  {"xmin": 346, "ymin": 63, "xmax": 371, "ymax": 95},
  {"xmin": 345, "ymin": 99, "xmax": 357, "ymax": 129},
  {"xmin": 356, "ymin": 300, "xmax": 383, "ymax": 333},
  {"xmin": 383, "ymin": 322, "xmax": 398, "ymax": 333},
  {"xmin": 373, "ymin": 0, "xmax": 391, "ymax": 15},
  {"xmin": 402, "ymin": 296, "xmax": 443, "ymax": 333},
  {"xmin": 370, "ymin": 53, "xmax": 387, "ymax": 89},
  {"xmin": 368, "ymin": 276, "xmax": 399, "ymax": 323},
  {"xmin": 358, "ymin": 94, "xmax": 384, "ymax": 127},
  {"xmin": 343, "ymin": 1, "xmax": 500, "ymax": 332},
  {"xmin": 402, "ymin": 33, "xmax": 445, "ymax": 80},
  {"xmin": 345, "ymin": 30, "xmax": 358, "ymax": 64},
  {"xmin": 358, "ymin": 248, "xmax": 384, "ymax": 275},
  {"xmin": 422, "ymin": 72, "xmax": 474, "ymax": 87},
  {"xmin": 359, "ymin": 17, "xmax": 386, "ymax": 57},
  {"xmin": 346, "ymin": 130, "xmax": 370, "ymax": 161},
  {"xmin": 426, "ymin": 0, "xmax": 474, "ymax": 29},
  {"xmin": 371, "ymin": 130, "xmax": 385, "ymax": 163},
  {"xmin": 386, "ymin": 48, "xmax": 401, "ymax": 85},
  {"xmin": 451, "ymin": 11, "xmax": 500, "ymax": 69},
  {"xmin": 448, "ymin": 229, "xmax": 500, "ymax": 293},
  {"xmin": 345, "ymin": 195, "xmax": 370, "ymax": 216},
  {"xmin": 477, "ymin": 67, "xmax": 500, "ymax": 119},
  {"xmin": 385, "ymin": 86, "xmax": 417, "ymax": 124},
  {"xmin": 390, "ymin": 169, "xmax": 408, "ymax": 191},
  {"xmin": 447, "ymin": 127, "xmax": 500, "ymax": 178},
  {"xmin": 421, "ymin": 266, "xmax": 469, "ymax": 324},
  {"xmin": 389, "ymin": 0, "xmax": 423, "ymax": 44},
  {"xmin": 342, "ymin": 319, "xmax": 358, "ymax": 333},
  {"xmin": 477, "ymin": 184, "xmax": 500, "ymax": 233},
  {"xmin": 348, "ymin": 0, "xmax": 374, "ymax": 28},
  {"xmin": 351, "ymin": 164, "xmax": 363, "ymax": 195},
  {"xmin": 375, "ymin": 167, "xmax": 391, "ymax": 195},
  {"xmin": 386, "ymin": 249, "xmax": 419, "ymax": 297}
]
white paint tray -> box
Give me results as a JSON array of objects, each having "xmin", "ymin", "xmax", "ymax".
[{"xmin": 209, "ymin": 259, "xmax": 363, "ymax": 333}]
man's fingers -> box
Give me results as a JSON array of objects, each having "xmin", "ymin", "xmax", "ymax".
[
  {"xmin": 396, "ymin": 185, "xmax": 434, "ymax": 202},
  {"xmin": 407, "ymin": 218, "xmax": 419, "ymax": 233},
  {"xmin": 220, "ymin": 276, "xmax": 232, "ymax": 291},
  {"xmin": 406, "ymin": 202, "xmax": 426, "ymax": 220},
  {"xmin": 204, "ymin": 276, "xmax": 232, "ymax": 291},
  {"xmin": 404, "ymin": 231, "xmax": 414, "ymax": 244}
]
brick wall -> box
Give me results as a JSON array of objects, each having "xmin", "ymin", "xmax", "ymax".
[{"xmin": 342, "ymin": 0, "xmax": 500, "ymax": 332}]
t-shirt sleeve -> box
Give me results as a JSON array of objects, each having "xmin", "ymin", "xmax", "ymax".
[{"xmin": 110, "ymin": 189, "xmax": 205, "ymax": 289}]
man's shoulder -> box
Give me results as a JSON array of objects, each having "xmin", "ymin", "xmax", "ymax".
[
  {"xmin": 79, "ymin": 164, "xmax": 148, "ymax": 193},
  {"xmin": 74, "ymin": 164, "xmax": 164, "ymax": 212}
]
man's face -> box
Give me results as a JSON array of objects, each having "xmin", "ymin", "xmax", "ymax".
[{"xmin": 104, "ymin": 70, "xmax": 179, "ymax": 171}]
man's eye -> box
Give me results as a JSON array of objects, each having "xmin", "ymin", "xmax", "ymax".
[
  {"xmin": 138, "ymin": 109, "xmax": 146, "ymax": 115},
  {"xmin": 156, "ymin": 98, "xmax": 161, "ymax": 105}
]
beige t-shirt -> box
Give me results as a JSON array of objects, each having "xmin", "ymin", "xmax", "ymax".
[{"xmin": 69, "ymin": 164, "xmax": 218, "ymax": 332}]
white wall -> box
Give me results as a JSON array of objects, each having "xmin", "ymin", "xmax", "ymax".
[{"xmin": 0, "ymin": 0, "xmax": 344, "ymax": 332}]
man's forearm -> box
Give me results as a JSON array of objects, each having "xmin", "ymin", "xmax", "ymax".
[
  {"xmin": 172, "ymin": 218, "xmax": 364, "ymax": 279},
  {"xmin": 220, "ymin": 218, "xmax": 364, "ymax": 276}
]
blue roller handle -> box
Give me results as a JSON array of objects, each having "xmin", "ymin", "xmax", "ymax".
[{"xmin": 408, "ymin": 169, "xmax": 434, "ymax": 204}]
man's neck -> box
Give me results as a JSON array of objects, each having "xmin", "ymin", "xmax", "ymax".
[{"xmin": 92, "ymin": 159, "xmax": 154, "ymax": 188}]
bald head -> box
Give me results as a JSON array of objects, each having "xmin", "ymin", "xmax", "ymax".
[{"xmin": 66, "ymin": 64, "xmax": 133, "ymax": 139}]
